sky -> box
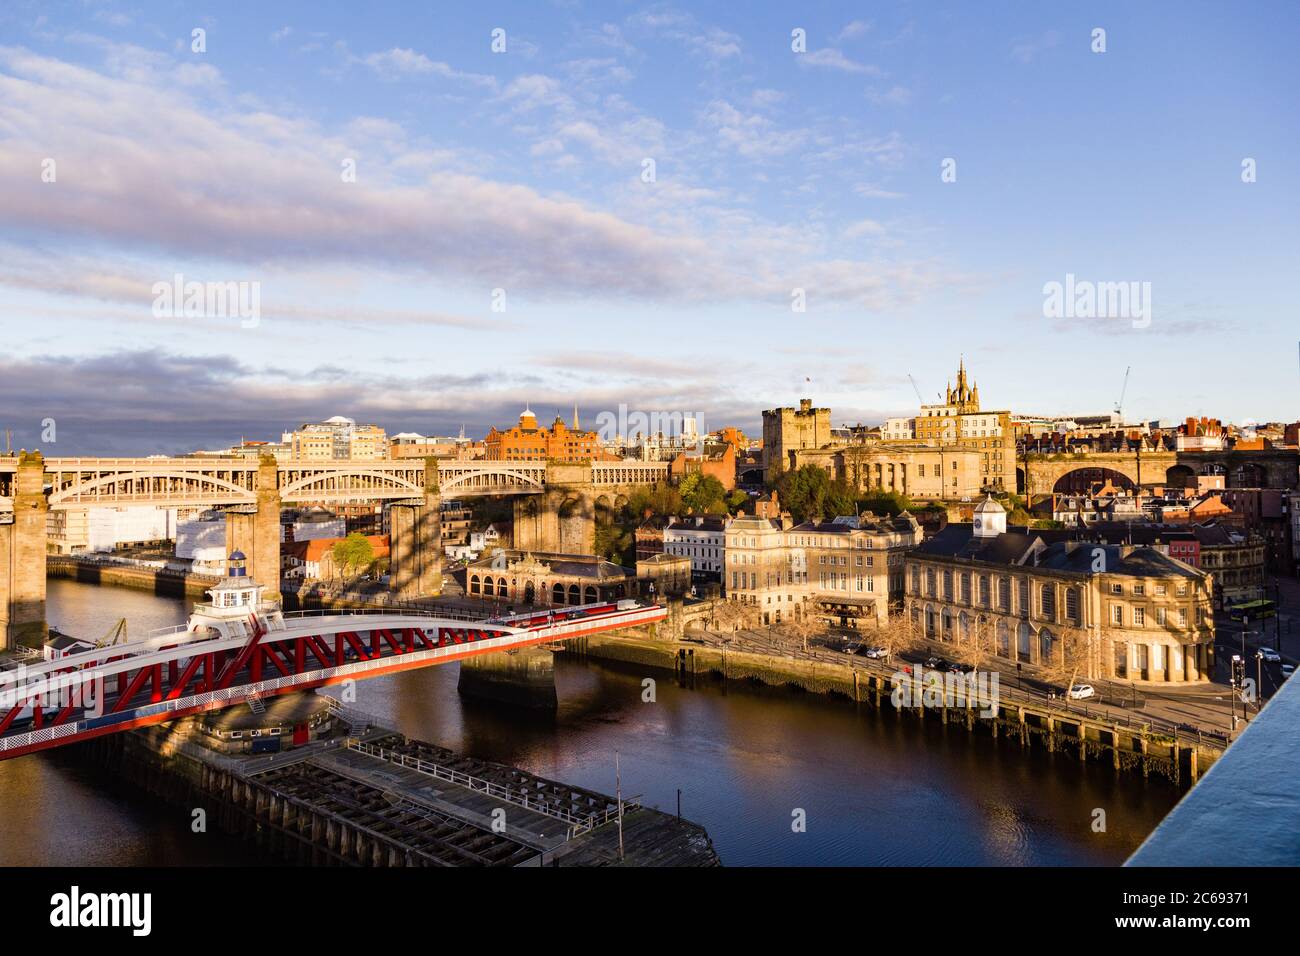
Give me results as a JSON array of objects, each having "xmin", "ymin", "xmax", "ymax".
[{"xmin": 0, "ymin": 0, "xmax": 1297, "ymax": 455}]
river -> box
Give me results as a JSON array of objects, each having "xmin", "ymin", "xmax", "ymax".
[{"xmin": 0, "ymin": 579, "xmax": 1182, "ymax": 866}]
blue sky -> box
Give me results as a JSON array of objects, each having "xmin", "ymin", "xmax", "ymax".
[{"xmin": 0, "ymin": 0, "xmax": 1297, "ymax": 454}]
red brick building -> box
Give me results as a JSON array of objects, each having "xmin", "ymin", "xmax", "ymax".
[{"xmin": 484, "ymin": 407, "xmax": 607, "ymax": 462}]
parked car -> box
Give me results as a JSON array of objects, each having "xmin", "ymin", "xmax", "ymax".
[
  {"xmin": 1281, "ymin": 664, "xmax": 1295, "ymax": 680},
  {"xmin": 1258, "ymin": 647, "xmax": 1282, "ymax": 664},
  {"xmin": 1068, "ymin": 683, "xmax": 1096, "ymax": 700},
  {"xmin": 924, "ymin": 656, "xmax": 947, "ymax": 670},
  {"xmin": 841, "ymin": 640, "xmax": 862, "ymax": 655},
  {"xmin": 862, "ymin": 646, "xmax": 891, "ymax": 660},
  {"xmin": 948, "ymin": 661, "xmax": 975, "ymax": 674}
]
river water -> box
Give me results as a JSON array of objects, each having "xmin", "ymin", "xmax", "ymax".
[{"xmin": 0, "ymin": 580, "xmax": 1181, "ymax": 866}]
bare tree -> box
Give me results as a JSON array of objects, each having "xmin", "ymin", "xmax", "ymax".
[
  {"xmin": 953, "ymin": 614, "xmax": 997, "ymax": 674},
  {"xmin": 869, "ymin": 612, "xmax": 927, "ymax": 662},
  {"xmin": 1036, "ymin": 625, "xmax": 1096, "ymax": 703},
  {"xmin": 712, "ymin": 597, "xmax": 760, "ymax": 635},
  {"xmin": 776, "ymin": 613, "xmax": 824, "ymax": 652}
]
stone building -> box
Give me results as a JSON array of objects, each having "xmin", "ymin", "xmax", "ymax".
[
  {"xmin": 762, "ymin": 398, "xmax": 832, "ymax": 482},
  {"xmin": 790, "ymin": 444, "xmax": 984, "ymax": 500},
  {"xmin": 904, "ymin": 497, "xmax": 1216, "ymax": 683},
  {"xmin": 663, "ymin": 515, "xmax": 727, "ymax": 580},
  {"xmin": 465, "ymin": 550, "xmax": 633, "ymax": 606},
  {"xmin": 895, "ymin": 359, "xmax": 1014, "ymax": 489},
  {"xmin": 723, "ymin": 505, "xmax": 923, "ymax": 627},
  {"xmin": 636, "ymin": 553, "xmax": 693, "ymax": 599}
]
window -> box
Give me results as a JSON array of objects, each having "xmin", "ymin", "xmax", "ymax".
[
  {"xmin": 979, "ymin": 576, "xmax": 991, "ymax": 607},
  {"xmin": 1110, "ymin": 583, "xmax": 1123, "ymax": 594},
  {"xmin": 960, "ymin": 573, "xmax": 971, "ymax": 604},
  {"xmin": 1112, "ymin": 605, "xmax": 1123, "ymax": 625},
  {"xmin": 1040, "ymin": 584, "xmax": 1056, "ymax": 620},
  {"xmin": 1176, "ymin": 583, "xmax": 1188, "ymax": 596},
  {"xmin": 998, "ymin": 577, "xmax": 1010, "ymax": 611},
  {"xmin": 1065, "ymin": 587, "xmax": 1080, "ymax": 624},
  {"xmin": 1018, "ymin": 579, "xmax": 1029, "ymax": 618},
  {"xmin": 1156, "ymin": 607, "xmax": 1166, "ymax": 626},
  {"xmin": 1133, "ymin": 607, "xmax": 1145, "ymax": 626},
  {"xmin": 943, "ymin": 570, "xmax": 953, "ymax": 600},
  {"xmin": 1178, "ymin": 608, "xmax": 1188, "ymax": 627}
]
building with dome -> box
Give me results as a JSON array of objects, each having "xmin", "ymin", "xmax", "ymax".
[
  {"xmin": 903, "ymin": 496, "xmax": 1217, "ymax": 683},
  {"xmin": 484, "ymin": 406, "xmax": 609, "ymax": 462}
]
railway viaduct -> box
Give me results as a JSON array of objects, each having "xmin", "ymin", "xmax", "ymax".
[
  {"xmin": 0, "ymin": 452, "xmax": 666, "ymax": 650},
  {"xmin": 1020, "ymin": 448, "xmax": 1299, "ymax": 497}
]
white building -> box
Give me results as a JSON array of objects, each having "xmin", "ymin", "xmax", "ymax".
[
  {"xmin": 176, "ymin": 511, "xmax": 230, "ymax": 573},
  {"xmin": 881, "ymin": 417, "xmax": 915, "ymax": 441},
  {"xmin": 445, "ymin": 525, "xmax": 502, "ymax": 562},
  {"xmin": 85, "ymin": 506, "xmax": 177, "ymax": 553},
  {"xmin": 663, "ymin": 515, "xmax": 727, "ymax": 578}
]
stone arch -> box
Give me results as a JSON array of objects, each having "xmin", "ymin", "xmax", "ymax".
[
  {"xmin": 1165, "ymin": 464, "xmax": 1196, "ymax": 489},
  {"xmin": 1051, "ymin": 467, "xmax": 1137, "ymax": 494},
  {"xmin": 552, "ymin": 582, "xmax": 565, "ymax": 604}
]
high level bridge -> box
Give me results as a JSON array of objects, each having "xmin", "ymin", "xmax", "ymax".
[{"xmin": 0, "ymin": 452, "xmax": 668, "ymax": 649}]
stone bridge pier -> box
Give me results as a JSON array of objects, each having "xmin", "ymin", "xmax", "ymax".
[
  {"xmin": 224, "ymin": 454, "xmax": 282, "ymax": 603},
  {"xmin": 1, "ymin": 451, "xmax": 48, "ymax": 650},
  {"xmin": 388, "ymin": 458, "xmax": 442, "ymax": 599},
  {"xmin": 512, "ymin": 464, "xmax": 597, "ymax": 555}
]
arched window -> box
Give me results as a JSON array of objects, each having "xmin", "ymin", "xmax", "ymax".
[
  {"xmin": 960, "ymin": 573, "xmax": 971, "ymax": 604},
  {"xmin": 482, "ymin": 577, "xmax": 494, "ymax": 596},
  {"xmin": 1065, "ymin": 587, "xmax": 1081, "ymax": 624},
  {"xmin": 941, "ymin": 608, "xmax": 953, "ymax": 640},
  {"xmin": 1040, "ymin": 584, "xmax": 1056, "ymax": 620},
  {"xmin": 1017, "ymin": 622, "xmax": 1032, "ymax": 662},
  {"xmin": 926, "ymin": 568, "xmax": 936, "ymax": 596},
  {"xmin": 942, "ymin": 570, "xmax": 953, "ymax": 601},
  {"xmin": 470, "ymin": 574, "xmax": 480, "ymax": 595},
  {"xmin": 998, "ymin": 577, "xmax": 1011, "ymax": 611},
  {"xmin": 996, "ymin": 620, "xmax": 1010, "ymax": 657},
  {"xmin": 1039, "ymin": 628, "xmax": 1055, "ymax": 664},
  {"xmin": 959, "ymin": 611, "xmax": 971, "ymax": 642},
  {"xmin": 552, "ymin": 583, "xmax": 565, "ymax": 604},
  {"xmin": 979, "ymin": 576, "xmax": 990, "ymax": 607},
  {"xmin": 584, "ymin": 586, "xmax": 597, "ymax": 603},
  {"xmin": 568, "ymin": 584, "xmax": 580, "ymax": 604}
]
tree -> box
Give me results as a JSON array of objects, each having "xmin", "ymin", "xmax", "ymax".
[
  {"xmin": 774, "ymin": 465, "xmax": 832, "ymax": 522},
  {"xmin": 712, "ymin": 598, "xmax": 760, "ymax": 634},
  {"xmin": 776, "ymin": 610, "xmax": 822, "ymax": 652},
  {"xmin": 330, "ymin": 533, "xmax": 375, "ymax": 580},
  {"xmin": 1037, "ymin": 625, "xmax": 1098, "ymax": 703},
  {"xmin": 680, "ymin": 473, "xmax": 728, "ymax": 515},
  {"xmin": 953, "ymin": 614, "xmax": 997, "ymax": 675},
  {"xmin": 858, "ymin": 490, "xmax": 913, "ymax": 517},
  {"xmin": 871, "ymin": 612, "xmax": 927, "ymax": 661}
]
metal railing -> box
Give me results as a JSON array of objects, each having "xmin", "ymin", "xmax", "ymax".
[{"xmin": 346, "ymin": 739, "xmax": 633, "ymax": 837}]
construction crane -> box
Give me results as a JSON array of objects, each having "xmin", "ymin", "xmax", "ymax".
[
  {"xmin": 907, "ymin": 374, "xmax": 925, "ymax": 405},
  {"xmin": 95, "ymin": 618, "xmax": 129, "ymax": 648},
  {"xmin": 1114, "ymin": 366, "xmax": 1131, "ymax": 420}
]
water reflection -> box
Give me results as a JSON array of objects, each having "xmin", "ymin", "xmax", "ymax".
[{"xmin": 0, "ymin": 581, "xmax": 1180, "ymax": 866}]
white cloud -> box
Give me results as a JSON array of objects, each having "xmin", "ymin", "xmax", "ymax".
[{"xmin": 798, "ymin": 48, "xmax": 882, "ymax": 75}]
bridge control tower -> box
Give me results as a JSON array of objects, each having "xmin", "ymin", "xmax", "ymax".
[{"xmin": 186, "ymin": 550, "xmax": 285, "ymax": 642}]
